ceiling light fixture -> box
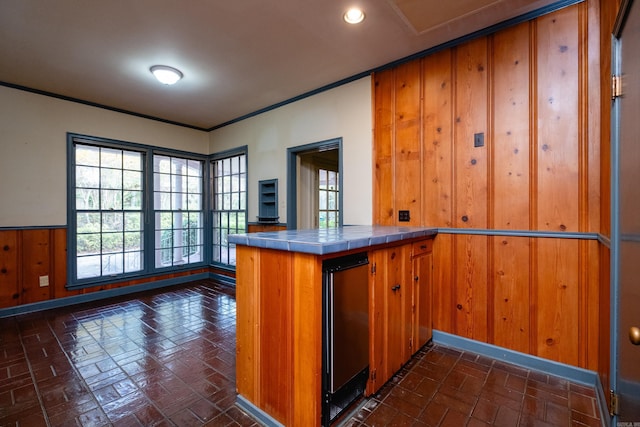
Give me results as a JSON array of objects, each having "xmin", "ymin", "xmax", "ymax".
[
  {"xmin": 344, "ymin": 7, "xmax": 365, "ymax": 24},
  {"xmin": 150, "ymin": 65, "xmax": 183, "ymax": 85}
]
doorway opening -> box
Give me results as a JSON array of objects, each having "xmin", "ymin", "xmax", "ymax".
[{"xmin": 287, "ymin": 138, "xmax": 342, "ymax": 229}]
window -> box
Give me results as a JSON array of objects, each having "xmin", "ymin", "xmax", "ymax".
[
  {"xmin": 73, "ymin": 143, "xmax": 144, "ymax": 280},
  {"xmin": 318, "ymin": 168, "xmax": 339, "ymax": 228},
  {"xmin": 69, "ymin": 135, "xmax": 210, "ymax": 288},
  {"xmin": 211, "ymin": 151, "xmax": 247, "ymax": 266},
  {"xmin": 153, "ymin": 155, "xmax": 204, "ymax": 268}
]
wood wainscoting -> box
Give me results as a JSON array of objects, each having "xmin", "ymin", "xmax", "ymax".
[
  {"xmin": 372, "ymin": 0, "xmax": 605, "ymax": 372},
  {"xmin": 247, "ymin": 223, "xmax": 287, "ymax": 233},
  {"xmin": 0, "ymin": 227, "xmax": 212, "ymax": 310}
]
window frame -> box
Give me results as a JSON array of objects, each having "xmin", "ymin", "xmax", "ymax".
[
  {"xmin": 67, "ymin": 134, "xmax": 210, "ymax": 289},
  {"xmin": 152, "ymin": 153, "xmax": 206, "ymax": 270},
  {"xmin": 318, "ymin": 168, "xmax": 339, "ymax": 228},
  {"xmin": 210, "ymin": 146, "xmax": 248, "ymax": 270}
]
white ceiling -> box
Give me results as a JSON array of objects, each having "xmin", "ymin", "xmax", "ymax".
[{"xmin": 0, "ymin": 0, "xmax": 559, "ymax": 130}]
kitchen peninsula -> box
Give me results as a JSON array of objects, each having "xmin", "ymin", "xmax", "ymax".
[{"xmin": 229, "ymin": 225, "xmax": 437, "ymax": 426}]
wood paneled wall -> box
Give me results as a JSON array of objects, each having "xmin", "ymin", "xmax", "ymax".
[
  {"xmin": 0, "ymin": 228, "xmax": 68, "ymax": 307},
  {"xmin": 0, "ymin": 228, "xmax": 209, "ymax": 310},
  {"xmin": 373, "ymin": 1, "xmax": 604, "ymax": 370},
  {"xmin": 247, "ymin": 223, "xmax": 287, "ymax": 233}
]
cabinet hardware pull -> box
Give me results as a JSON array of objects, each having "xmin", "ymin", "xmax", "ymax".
[{"xmin": 391, "ymin": 284, "xmax": 401, "ymax": 291}]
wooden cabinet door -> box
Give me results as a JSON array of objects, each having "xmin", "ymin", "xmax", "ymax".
[
  {"xmin": 367, "ymin": 244, "xmax": 411, "ymax": 394},
  {"xmin": 367, "ymin": 248, "xmax": 385, "ymax": 394},
  {"xmin": 412, "ymin": 250, "xmax": 433, "ymax": 353},
  {"xmin": 386, "ymin": 245, "xmax": 411, "ymax": 374}
]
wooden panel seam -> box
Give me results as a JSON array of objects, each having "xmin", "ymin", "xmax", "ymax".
[
  {"xmin": 578, "ymin": 0, "xmax": 589, "ymax": 369},
  {"xmin": 528, "ymin": 19, "xmax": 539, "ymax": 357},
  {"xmin": 487, "ymin": 34, "xmax": 495, "ymax": 344}
]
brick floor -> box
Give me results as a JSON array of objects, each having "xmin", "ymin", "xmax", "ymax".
[{"xmin": 0, "ymin": 279, "xmax": 602, "ymax": 426}]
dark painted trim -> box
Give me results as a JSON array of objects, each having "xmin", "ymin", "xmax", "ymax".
[
  {"xmin": 236, "ymin": 395, "xmax": 284, "ymax": 427},
  {"xmin": 286, "ymin": 138, "xmax": 342, "ymax": 230},
  {"xmin": 437, "ymin": 228, "xmax": 599, "ymax": 240},
  {"xmin": 66, "ymin": 133, "xmax": 211, "ymax": 288},
  {"xmin": 433, "ymin": 330, "xmax": 610, "ymax": 427},
  {"xmin": 370, "ymin": 0, "xmax": 582, "ymax": 74},
  {"xmin": 0, "ymin": 272, "xmax": 210, "ymax": 318},
  {"xmin": 209, "ymin": 0, "xmax": 582, "ymax": 131},
  {"xmin": 432, "ymin": 330, "xmax": 599, "ymax": 386},
  {"xmin": 209, "ymin": 145, "xmax": 248, "ymax": 161},
  {"xmin": 0, "ymin": 82, "xmax": 209, "ymax": 132},
  {"xmin": 2, "ymin": 1, "xmax": 580, "ymax": 132},
  {"xmin": 68, "ymin": 133, "xmax": 210, "ymax": 159},
  {"xmin": 210, "ymin": 272, "xmax": 235, "ymax": 287},
  {"xmin": 599, "ymin": 234, "xmax": 611, "ymax": 247},
  {"xmin": 0, "ymin": 225, "xmax": 67, "ymax": 230},
  {"xmin": 613, "ymin": 0, "xmax": 634, "ymax": 36}
]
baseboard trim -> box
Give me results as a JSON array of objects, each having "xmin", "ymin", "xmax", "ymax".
[
  {"xmin": 0, "ymin": 272, "xmax": 210, "ymax": 318},
  {"xmin": 433, "ymin": 330, "xmax": 610, "ymax": 427},
  {"xmin": 433, "ymin": 330, "xmax": 597, "ymax": 385},
  {"xmin": 236, "ymin": 395, "xmax": 284, "ymax": 427}
]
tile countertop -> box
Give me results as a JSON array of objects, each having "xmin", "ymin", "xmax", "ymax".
[{"xmin": 227, "ymin": 225, "xmax": 438, "ymax": 255}]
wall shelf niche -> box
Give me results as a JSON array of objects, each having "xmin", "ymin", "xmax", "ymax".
[{"xmin": 257, "ymin": 179, "xmax": 279, "ymax": 224}]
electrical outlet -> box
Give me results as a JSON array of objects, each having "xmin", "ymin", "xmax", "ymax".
[
  {"xmin": 398, "ymin": 210, "xmax": 410, "ymax": 222},
  {"xmin": 39, "ymin": 275, "xmax": 49, "ymax": 287}
]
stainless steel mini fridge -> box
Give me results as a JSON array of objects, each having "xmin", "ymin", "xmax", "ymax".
[{"xmin": 322, "ymin": 252, "xmax": 369, "ymax": 426}]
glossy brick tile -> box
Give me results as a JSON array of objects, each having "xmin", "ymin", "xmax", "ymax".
[
  {"xmin": 343, "ymin": 345, "xmax": 603, "ymax": 427},
  {"xmin": 0, "ymin": 279, "xmax": 602, "ymax": 426}
]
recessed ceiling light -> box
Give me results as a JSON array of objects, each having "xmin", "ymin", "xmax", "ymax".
[
  {"xmin": 150, "ymin": 65, "xmax": 183, "ymax": 85},
  {"xmin": 344, "ymin": 8, "xmax": 365, "ymax": 24}
]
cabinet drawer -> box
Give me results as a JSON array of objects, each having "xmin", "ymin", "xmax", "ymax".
[{"xmin": 411, "ymin": 239, "xmax": 433, "ymax": 257}]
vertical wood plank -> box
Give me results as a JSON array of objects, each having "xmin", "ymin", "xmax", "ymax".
[
  {"xmin": 259, "ymin": 249, "xmax": 292, "ymax": 424},
  {"xmin": 492, "ymin": 236, "xmax": 530, "ymax": 353},
  {"xmin": 598, "ymin": 243, "xmax": 610, "ymax": 401},
  {"xmin": 535, "ymin": 238, "xmax": 579, "ymax": 365},
  {"xmin": 386, "ymin": 246, "xmax": 407, "ymax": 375},
  {"xmin": 454, "ymin": 38, "xmax": 488, "ymax": 229},
  {"xmin": 21, "ymin": 229, "xmax": 51, "ymax": 304},
  {"xmin": 595, "ymin": 0, "xmax": 616, "ymax": 393},
  {"xmin": 373, "ymin": 69, "xmax": 395, "ymax": 225},
  {"xmin": 431, "ymin": 234, "xmax": 454, "ymax": 334},
  {"xmin": 292, "ymin": 252, "xmax": 322, "ymax": 426},
  {"xmin": 52, "ymin": 228, "xmax": 75, "ymax": 298},
  {"xmin": 454, "ymin": 234, "xmax": 488, "ymax": 342},
  {"xmin": 492, "ymin": 23, "xmax": 531, "ymax": 229},
  {"xmin": 585, "ymin": 0, "xmax": 601, "ymax": 235},
  {"xmin": 395, "ymin": 61, "xmax": 423, "ymax": 226},
  {"xmin": 423, "ymin": 50, "xmax": 454, "ymax": 228},
  {"xmin": 536, "ymin": 6, "xmax": 580, "ymax": 232},
  {"xmin": 412, "ymin": 250, "xmax": 433, "ymax": 350},
  {"xmin": 235, "ymin": 245, "xmax": 259, "ymax": 402},
  {"xmin": 490, "ymin": 22, "xmax": 532, "ymax": 353},
  {"xmin": 453, "ymin": 38, "xmax": 489, "ymax": 343},
  {"xmin": 368, "ymin": 248, "xmax": 387, "ymax": 394},
  {"xmin": 0, "ymin": 230, "xmax": 19, "ymax": 308},
  {"xmin": 585, "ymin": 239, "xmax": 600, "ymax": 371}
]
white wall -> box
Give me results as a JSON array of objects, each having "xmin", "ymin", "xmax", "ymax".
[
  {"xmin": 209, "ymin": 76, "xmax": 373, "ymax": 226},
  {"xmin": 0, "ymin": 76, "xmax": 372, "ymax": 228},
  {"xmin": 0, "ymin": 86, "xmax": 209, "ymax": 227}
]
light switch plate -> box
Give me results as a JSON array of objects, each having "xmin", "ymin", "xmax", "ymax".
[
  {"xmin": 474, "ymin": 132, "xmax": 484, "ymax": 147},
  {"xmin": 39, "ymin": 275, "xmax": 49, "ymax": 287}
]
